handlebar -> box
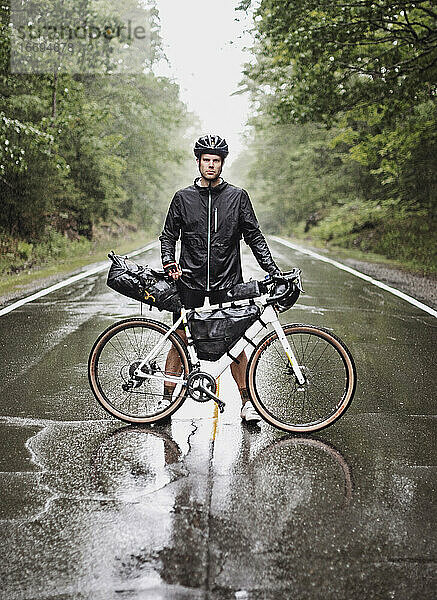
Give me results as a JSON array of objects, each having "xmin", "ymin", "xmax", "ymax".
[
  {"xmin": 121, "ymin": 252, "xmax": 303, "ymax": 305},
  {"xmin": 263, "ymin": 268, "xmax": 304, "ymax": 304},
  {"xmin": 162, "ymin": 267, "xmax": 304, "ymax": 305}
]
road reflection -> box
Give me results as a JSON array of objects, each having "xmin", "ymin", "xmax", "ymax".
[
  {"xmin": 252, "ymin": 435, "xmax": 353, "ymax": 508},
  {"xmin": 90, "ymin": 425, "xmax": 352, "ymax": 509},
  {"xmin": 88, "ymin": 423, "xmax": 354, "ymax": 591},
  {"xmin": 90, "ymin": 425, "xmax": 184, "ymax": 500}
]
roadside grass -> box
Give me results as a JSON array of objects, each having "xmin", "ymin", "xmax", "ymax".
[
  {"xmin": 0, "ymin": 229, "xmax": 153, "ymax": 299},
  {"xmin": 284, "ymin": 233, "xmax": 428, "ymax": 274},
  {"xmin": 287, "ymin": 208, "xmax": 437, "ymax": 276}
]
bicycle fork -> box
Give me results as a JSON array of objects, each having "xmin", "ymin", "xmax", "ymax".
[{"xmin": 268, "ymin": 310, "xmax": 306, "ymax": 386}]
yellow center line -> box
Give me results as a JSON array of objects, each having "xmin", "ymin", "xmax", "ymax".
[{"xmin": 211, "ymin": 376, "xmax": 220, "ymax": 441}]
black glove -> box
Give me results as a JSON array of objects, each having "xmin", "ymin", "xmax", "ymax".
[
  {"xmin": 163, "ymin": 261, "xmax": 182, "ymax": 280},
  {"xmin": 268, "ymin": 267, "xmax": 282, "ymax": 279}
]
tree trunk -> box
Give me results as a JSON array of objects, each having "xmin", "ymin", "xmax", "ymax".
[{"xmin": 52, "ymin": 70, "xmax": 58, "ymax": 119}]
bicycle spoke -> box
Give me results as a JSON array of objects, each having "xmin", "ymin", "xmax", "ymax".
[
  {"xmin": 107, "ymin": 337, "xmax": 131, "ymax": 363},
  {"xmin": 138, "ymin": 327, "xmax": 156, "ymax": 357},
  {"xmin": 301, "ymin": 390, "xmax": 330, "ymax": 421},
  {"xmin": 309, "ymin": 341, "xmax": 330, "ymax": 368},
  {"xmin": 124, "ymin": 328, "xmax": 140, "ymax": 357},
  {"xmin": 302, "ymin": 335, "xmax": 323, "ymax": 364},
  {"xmin": 310, "ymin": 346, "xmax": 341, "ymax": 373},
  {"xmin": 91, "ymin": 321, "xmax": 189, "ymax": 421},
  {"xmin": 250, "ymin": 326, "xmax": 354, "ymax": 431},
  {"xmin": 270, "ymin": 340, "xmax": 289, "ymax": 368},
  {"xmin": 310, "ymin": 379, "xmax": 344, "ymax": 407},
  {"xmin": 132, "ymin": 326, "xmax": 141, "ymax": 356},
  {"xmin": 299, "ymin": 333, "xmax": 310, "ymax": 362}
]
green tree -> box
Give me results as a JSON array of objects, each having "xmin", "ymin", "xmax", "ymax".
[
  {"xmin": 0, "ymin": 0, "xmax": 195, "ymax": 273},
  {"xmin": 235, "ymin": 0, "xmax": 437, "ymax": 270},
  {"xmin": 239, "ymin": 0, "xmax": 436, "ymax": 123}
]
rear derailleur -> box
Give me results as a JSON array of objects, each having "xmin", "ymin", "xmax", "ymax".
[{"xmin": 121, "ymin": 360, "xmax": 146, "ymax": 392}]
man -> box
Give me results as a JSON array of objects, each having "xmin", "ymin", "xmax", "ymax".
[{"xmin": 159, "ymin": 134, "xmax": 280, "ymax": 423}]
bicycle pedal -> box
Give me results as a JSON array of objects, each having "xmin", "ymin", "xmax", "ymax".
[
  {"xmin": 197, "ymin": 384, "xmax": 226, "ymax": 412},
  {"xmin": 216, "ymin": 399, "xmax": 226, "ymax": 413}
]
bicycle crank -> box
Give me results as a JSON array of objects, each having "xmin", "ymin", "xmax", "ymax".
[{"xmin": 186, "ymin": 372, "xmax": 226, "ymax": 413}]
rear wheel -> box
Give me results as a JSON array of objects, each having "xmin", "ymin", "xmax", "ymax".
[
  {"xmin": 247, "ymin": 324, "xmax": 356, "ymax": 433},
  {"xmin": 88, "ymin": 318, "xmax": 190, "ymax": 423}
]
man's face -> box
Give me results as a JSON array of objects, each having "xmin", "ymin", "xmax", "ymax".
[{"xmin": 198, "ymin": 153, "xmax": 223, "ymax": 180}]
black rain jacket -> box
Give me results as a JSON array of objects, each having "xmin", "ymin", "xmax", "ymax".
[{"xmin": 159, "ymin": 179, "xmax": 279, "ymax": 291}]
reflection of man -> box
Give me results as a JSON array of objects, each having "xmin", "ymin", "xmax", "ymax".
[{"xmin": 159, "ymin": 134, "xmax": 280, "ymax": 423}]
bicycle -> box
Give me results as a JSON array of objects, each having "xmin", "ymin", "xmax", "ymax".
[{"xmin": 88, "ymin": 270, "xmax": 356, "ymax": 433}]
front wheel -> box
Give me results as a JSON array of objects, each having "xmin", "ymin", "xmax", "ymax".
[
  {"xmin": 88, "ymin": 318, "xmax": 190, "ymax": 424},
  {"xmin": 247, "ymin": 324, "xmax": 356, "ymax": 433}
]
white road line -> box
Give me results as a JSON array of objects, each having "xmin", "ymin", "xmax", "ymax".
[
  {"xmin": 271, "ymin": 236, "xmax": 437, "ymax": 318},
  {"xmin": 0, "ymin": 241, "xmax": 159, "ymax": 317}
]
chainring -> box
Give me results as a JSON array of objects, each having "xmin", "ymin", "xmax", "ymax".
[{"xmin": 187, "ymin": 371, "xmax": 217, "ymax": 402}]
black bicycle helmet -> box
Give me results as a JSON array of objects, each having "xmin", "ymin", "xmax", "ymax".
[
  {"xmin": 275, "ymin": 282, "xmax": 300, "ymax": 313},
  {"xmin": 194, "ymin": 134, "xmax": 229, "ymax": 159},
  {"xmin": 270, "ymin": 269, "xmax": 302, "ymax": 313}
]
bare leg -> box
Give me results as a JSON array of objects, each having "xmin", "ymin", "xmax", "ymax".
[
  {"xmin": 230, "ymin": 350, "xmax": 250, "ymax": 405},
  {"xmin": 164, "ymin": 328, "xmax": 186, "ymax": 395}
]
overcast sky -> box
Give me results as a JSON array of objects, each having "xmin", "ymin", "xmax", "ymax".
[{"xmin": 155, "ymin": 0, "xmax": 253, "ymax": 163}]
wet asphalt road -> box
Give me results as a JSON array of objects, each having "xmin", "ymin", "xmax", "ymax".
[{"xmin": 0, "ymin": 239, "xmax": 436, "ymax": 600}]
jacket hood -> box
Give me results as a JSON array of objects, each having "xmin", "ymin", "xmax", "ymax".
[{"xmin": 194, "ymin": 178, "xmax": 228, "ymax": 194}]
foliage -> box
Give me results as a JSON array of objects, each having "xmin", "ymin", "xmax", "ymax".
[
  {"xmin": 239, "ymin": 0, "xmax": 436, "ymax": 123},
  {"xmin": 235, "ymin": 0, "xmax": 437, "ymax": 271},
  {"xmin": 0, "ymin": 0, "xmax": 195, "ymax": 274}
]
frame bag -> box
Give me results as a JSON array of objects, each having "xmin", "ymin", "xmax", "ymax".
[
  {"xmin": 106, "ymin": 251, "xmax": 182, "ymax": 312},
  {"xmin": 187, "ymin": 304, "xmax": 261, "ymax": 361}
]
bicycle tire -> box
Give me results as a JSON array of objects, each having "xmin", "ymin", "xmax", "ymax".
[
  {"xmin": 246, "ymin": 324, "xmax": 356, "ymax": 433},
  {"xmin": 88, "ymin": 318, "xmax": 190, "ymax": 424}
]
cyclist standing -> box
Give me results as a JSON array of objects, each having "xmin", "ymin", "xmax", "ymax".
[{"xmin": 160, "ymin": 134, "xmax": 281, "ymax": 422}]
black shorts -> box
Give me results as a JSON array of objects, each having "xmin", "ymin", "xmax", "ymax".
[{"xmin": 172, "ymin": 282, "xmax": 231, "ymax": 326}]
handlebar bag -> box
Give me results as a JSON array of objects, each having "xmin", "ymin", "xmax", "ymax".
[
  {"xmin": 106, "ymin": 252, "xmax": 182, "ymax": 312},
  {"xmin": 225, "ymin": 280, "xmax": 261, "ymax": 302},
  {"xmin": 187, "ymin": 304, "xmax": 261, "ymax": 361}
]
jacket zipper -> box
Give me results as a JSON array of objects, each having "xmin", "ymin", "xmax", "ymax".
[
  {"xmin": 207, "ymin": 187, "xmax": 212, "ymax": 291},
  {"xmin": 214, "ymin": 207, "xmax": 218, "ymax": 232}
]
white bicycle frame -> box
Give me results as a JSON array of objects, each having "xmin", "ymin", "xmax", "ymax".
[{"xmin": 133, "ymin": 296, "xmax": 306, "ymax": 386}]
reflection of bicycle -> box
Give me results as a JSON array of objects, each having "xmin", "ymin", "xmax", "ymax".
[
  {"xmin": 88, "ymin": 271, "xmax": 356, "ymax": 433},
  {"xmin": 254, "ymin": 436, "xmax": 353, "ymax": 508}
]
